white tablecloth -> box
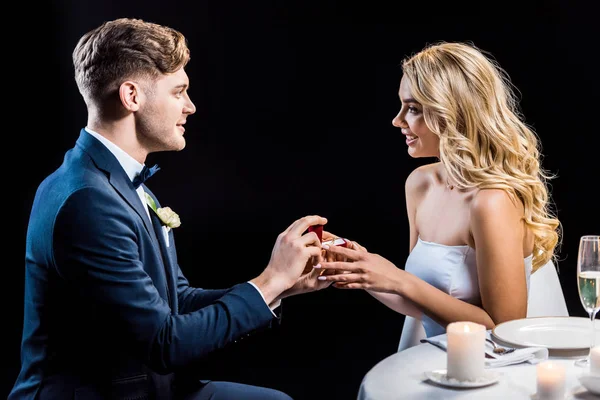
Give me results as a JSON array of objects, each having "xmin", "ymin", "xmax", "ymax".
[{"xmin": 358, "ymin": 334, "xmax": 598, "ymax": 399}]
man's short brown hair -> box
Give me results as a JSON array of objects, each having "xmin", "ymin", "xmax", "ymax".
[{"xmin": 73, "ymin": 18, "xmax": 190, "ymax": 105}]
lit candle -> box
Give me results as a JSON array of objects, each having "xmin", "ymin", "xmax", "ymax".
[
  {"xmin": 446, "ymin": 321, "xmax": 486, "ymax": 381},
  {"xmin": 591, "ymin": 346, "xmax": 600, "ymax": 375},
  {"xmin": 536, "ymin": 361, "xmax": 566, "ymax": 399}
]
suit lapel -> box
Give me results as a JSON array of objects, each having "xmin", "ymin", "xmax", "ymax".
[
  {"xmin": 111, "ymin": 178, "xmax": 157, "ymax": 238},
  {"xmin": 148, "ymin": 203, "xmax": 179, "ymax": 314}
]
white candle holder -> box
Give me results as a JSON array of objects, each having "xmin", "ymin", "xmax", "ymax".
[
  {"xmin": 446, "ymin": 321, "xmax": 486, "ymax": 381},
  {"xmin": 536, "ymin": 361, "xmax": 566, "ymax": 399}
]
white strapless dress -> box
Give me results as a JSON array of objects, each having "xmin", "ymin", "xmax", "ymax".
[{"xmin": 402, "ymin": 237, "xmax": 533, "ymax": 341}]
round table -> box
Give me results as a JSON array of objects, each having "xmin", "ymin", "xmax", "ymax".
[{"xmin": 357, "ymin": 334, "xmax": 598, "ymax": 399}]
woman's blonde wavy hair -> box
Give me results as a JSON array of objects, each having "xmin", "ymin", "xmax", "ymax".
[{"xmin": 402, "ymin": 41, "xmax": 561, "ymax": 272}]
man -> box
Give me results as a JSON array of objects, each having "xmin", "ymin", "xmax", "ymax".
[{"xmin": 9, "ymin": 18, "xmax": 329, "ymax": 399}]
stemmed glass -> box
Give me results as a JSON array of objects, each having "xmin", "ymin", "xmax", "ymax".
[{"xmin": 575, "ymin": 235, "xmax": 600, "ymax": 368}]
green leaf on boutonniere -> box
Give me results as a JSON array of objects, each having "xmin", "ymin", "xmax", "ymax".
[{"xmin": 144, "ymin": 192, "xmax": 158, "ymax": 213}]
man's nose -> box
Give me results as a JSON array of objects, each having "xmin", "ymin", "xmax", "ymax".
[{"xmin": 184, "ymin": 98, "xmax": 196, "ymax": 115}]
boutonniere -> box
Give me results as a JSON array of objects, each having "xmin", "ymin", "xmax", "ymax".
[{"xmin": 144, "ymin": 192, "xmax": 181, "ymax": 231}]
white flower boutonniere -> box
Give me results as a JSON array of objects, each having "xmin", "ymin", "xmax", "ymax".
[{"xmin": 144, "ymin": 192, "xmax": 181, "ymax": 231}]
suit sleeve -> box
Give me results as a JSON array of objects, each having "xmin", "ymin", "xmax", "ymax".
[
  {"xmin": 175, "ymin": 268, "xmax": 232, "ymax": 313},
  {"xmin": 177, "ymin": 267, "xmax": 283, "ymax": 324},
  {"xmin": 53, "ymin": 186, "xmax": 275, "ymax": 373}
]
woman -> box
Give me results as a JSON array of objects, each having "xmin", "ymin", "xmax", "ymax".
[{"xmin": 315, "ymin": 41, "xmax": 561, "ymax": 348}]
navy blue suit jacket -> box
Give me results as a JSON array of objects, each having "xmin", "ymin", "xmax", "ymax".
[{"xmin": 10, "ymin": 129, "xmax": 277, "ymax": 399}]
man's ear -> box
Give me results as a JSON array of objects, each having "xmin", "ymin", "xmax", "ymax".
[{"xmin": 119, "ymin": 81, "xmax": 142, "ymax": 112}]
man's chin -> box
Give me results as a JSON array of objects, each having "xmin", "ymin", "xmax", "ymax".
[
  {"xmin": 172, "ymin": 136, "xmax": 186, "ymax": 151},
  {"xmin": 158, "ymin": 141, "xmax": 185, "ymax": 153}
]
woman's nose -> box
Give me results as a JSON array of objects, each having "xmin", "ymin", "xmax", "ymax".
[{"xmin": 392, "ymin": 113, "xmax": 404, "ymax": 128}]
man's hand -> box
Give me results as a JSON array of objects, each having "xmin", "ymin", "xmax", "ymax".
[
  {"xmin": 277, "ymin": 264, "xmax": 338, "ymax": 299},
  {"xmin": 313, "ymin": 241, "xmax": 403, "ymax": 293},
  {"xmin": 250, "ymin": 215, "xmax": 327, "ymax": 305},
  {"xmin": 279, "ymin": 229, "xmax": 356, "ymax": 299}
]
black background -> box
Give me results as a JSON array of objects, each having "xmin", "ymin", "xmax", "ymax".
[{"xmin": 6, "ymin": 1, "xmax": 598, "ymax": 399}]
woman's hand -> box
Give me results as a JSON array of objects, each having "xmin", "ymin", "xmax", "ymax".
[{"xmin": 315, "ymin": 241, "xmax": 403, "ymax": 294}]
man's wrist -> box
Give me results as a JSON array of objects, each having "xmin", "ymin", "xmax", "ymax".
[
  {"xmin": 277, "ymin": 285, "xmax": 299, "ymax": 300},
  {"xmin": 247, "ymin": 281, "xmax": 282, "ymax": 317},
  {"xmin": 249, "ymin": 272, "xmax": 288, "ymax": 305}
]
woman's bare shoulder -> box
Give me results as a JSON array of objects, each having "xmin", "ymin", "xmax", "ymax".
[
  {"xmin": 470, "ymin": 188, "xmax": 524, "ymax": 222},
  {"xmin": 405, "ymin": 162, "xmax": 439, "ymax": 194}
]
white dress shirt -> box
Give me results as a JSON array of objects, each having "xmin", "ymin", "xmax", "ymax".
[{"xmin": 84, "ymin": 127, "xmax": 280, "ymax": 315}]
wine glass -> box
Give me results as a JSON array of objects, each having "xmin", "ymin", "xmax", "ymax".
[{"xmin": 575, "ymin": 235, "xmax": 600, "ymax": 368}]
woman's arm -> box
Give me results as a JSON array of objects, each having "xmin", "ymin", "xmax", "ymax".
[
  {"xmin": 470, "ymin": 189, "xmax": 529, "ymax": 323},
  {"xmin": 366, "ymin": 290, "xmax": 422, "ymax": 319}
]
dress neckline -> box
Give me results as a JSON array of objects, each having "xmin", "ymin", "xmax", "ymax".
[
  {"xmin": 417, "ymin": 236, "xmax": 471, "ymax": 249},
  {"xmin": 417, "ymin": 236, "xmax": 533, "ymax": 260}
]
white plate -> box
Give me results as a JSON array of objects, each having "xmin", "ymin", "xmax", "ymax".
[
  {"xmin": 578, "ymin": 373, "xmax": 600, "ymax": 395},
  {"xmin": 492, "ymin": 317, "xmax": 600, "ymax": 350},
  {"xmin": 423, "ymin": 369, "xmax": 502, "ymax": 388}
]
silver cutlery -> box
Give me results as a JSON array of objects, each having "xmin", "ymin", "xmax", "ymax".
[
  {"xmin": 420, "ymin": 337, "xmax": 517, "ymax": 356},
  {"xmin": 486, "ymin": 338, "xmax": 516, "ymax": 355}
]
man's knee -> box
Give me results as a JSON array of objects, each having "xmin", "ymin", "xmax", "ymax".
[
  {"xmin": 268, "ymin": 389, "xmax": 293, "ymax": 400},
  {"xmin": 237, "ymin": 384, "xmax": 292, "ymax": 400}
]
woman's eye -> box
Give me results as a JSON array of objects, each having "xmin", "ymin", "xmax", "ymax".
[{"xmin": 408, "ymin": 106, "xmax": 419, "ymax": 114}]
